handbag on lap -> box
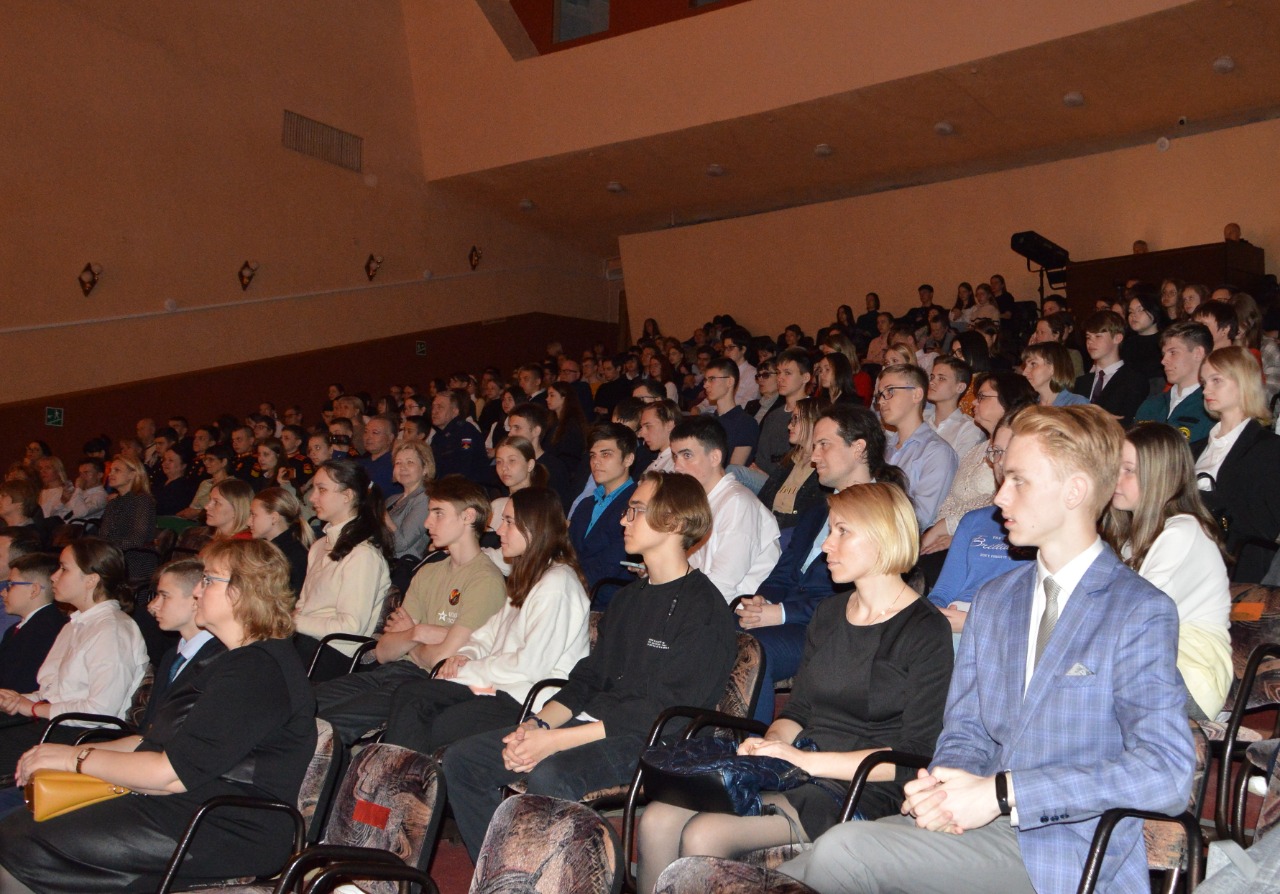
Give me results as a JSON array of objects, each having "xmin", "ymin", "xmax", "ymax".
[
  {"xmin": 639, "ymin": 735, "xmax": 816, "ymax": 816},
  {"xmin": 24, "ymin": 769, "xmax": 130, "ymax": 821}
]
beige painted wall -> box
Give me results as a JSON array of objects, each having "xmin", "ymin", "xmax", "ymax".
[
  {"xmin": 404, "ymin": 0, "xmax": 1186, "ymax": 179},
  {"xmin": 619, "ymin": 116, "xmax": 1280, "ymax": 338},
  {"xmin": 1, "ymin": 1, "xmax": 608, "ymax": 405}
]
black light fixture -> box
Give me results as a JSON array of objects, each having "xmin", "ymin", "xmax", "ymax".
[
  {"xmin": 364, "ymin": 254, "xmax": 383, "ymax": 281},
  {"xmin": 238, "ymin": 261, "xmax": 258, "ymax": 290},
  {"xmin": 78, "ymin": 263, "xmax": 102, "ymax": 296},
  {"xmin": 1011, "ymin": 232, "xmax": 1071, "ymax": 302},
  {"xmin": 468, "ymin": 246, "xmax": 482, "ymax": 271}
]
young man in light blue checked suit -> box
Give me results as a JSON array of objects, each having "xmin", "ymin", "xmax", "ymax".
[{"xmin": 780, "ymin": 404, "xmax": 1195, "ymax": 894}]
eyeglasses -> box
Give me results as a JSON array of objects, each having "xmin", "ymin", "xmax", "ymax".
[
  {"xmin": 984, "ymin": 446, "xmax": 1006, "ymax": 462},
  {"xmin": 200, "ymin": 574, "xmax": 231, "ymax": 587},
  {"xmin": 623, "ymin": 506, "xmax": 648, "ymax": 522},
  {"xmin": 973, "ymin": 392, "xmax": 1000, "ymax": 403},
  {"xmin": 874, "ymin": 385, "xmax": 917, "ymax": 403},
  {"xmin": 755, "ymin": 372, "xmax": 775, "ymax": 379},
  {"xmin": 5, "ymin": 581, "xmax": 38, "ymax": 590},
  {"xmin": 705, "ymin": 375, "xmax": 733, "ymax": 382}
]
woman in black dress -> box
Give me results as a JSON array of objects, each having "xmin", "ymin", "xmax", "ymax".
[
  {"xmin": 637, "ymin": 483, "xmax": 953, "ymax": 893},
  {"xmin": 0, "ymin": 538, "xmax": 317, "ymax": 894}
]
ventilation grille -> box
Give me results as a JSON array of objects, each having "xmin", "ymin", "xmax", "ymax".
[{"xmin": 282, "ymin": 110, "xmax": 362, "ymax": 172}]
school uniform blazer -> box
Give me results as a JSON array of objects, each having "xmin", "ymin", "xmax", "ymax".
[
  {"xmin": 755, "ymin": 501, "xmax": 841, "ymax": 625},
  {"xmin": 568, "ymin": 478, "xmax": 637, "ymax": 610},
  {"xmin": 1071, "ymin": 364, "xmax": 1150, "ymax": 426},
  {"xmin": 1195, "ymin": 419, "xmax": 1280, "ymax": 582},
  {"xmin": 932, "ymin": 546, "xmax": 1193, "ymax": 894},
  {"xmin": 0, "ymin": 606, "xmax": 68, "ymax": 693}
]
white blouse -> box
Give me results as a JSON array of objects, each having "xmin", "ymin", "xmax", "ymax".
[
  {"xmin": 293, "ymin": 517, "xmax": 391, "ymax": 655},
  {"xmin": 27, "ymin": 600, "xmax": 148, "ymax": 723}
]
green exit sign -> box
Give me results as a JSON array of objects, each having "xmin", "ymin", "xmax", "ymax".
[
  {"xmin": 45, "ymin": 407, "xmax": 64, "ymax": 427},
  {"xmin": 415, "ymin": 341, "xmax": 427, "ymax": 356}
]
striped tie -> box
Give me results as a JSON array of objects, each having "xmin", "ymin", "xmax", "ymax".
[{"xmin": 1034, "ymin": 577, "xmax": 1061, "ymax": 670}]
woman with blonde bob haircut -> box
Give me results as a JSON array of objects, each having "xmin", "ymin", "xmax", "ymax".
[
  {"xmin": 205, "ymin": 477, "xmax": 254, "ymax": 540},
  {"xmin": 1195, "ymin": 346, "xmax": 1280, "ymax": 582},
  {"xmin": 1102, "ymin": 424, "xmax": 1231, "ymax": 718},
  {"xmin": 0, "ymin": 538, "xmax": 317, "ymax": 894},
  {"xmin": 637, "ymin": 482, "xmax": 952, "ymax": 892}
]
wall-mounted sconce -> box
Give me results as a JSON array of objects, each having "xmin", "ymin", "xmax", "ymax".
[
  {"xmin": 238, "ymin": 261, "xmax": 259, "ymax": 290},
  {"xmin": 365, "ymin": 254, "xmax": 383, "ymax": 281},
  {"xmin": 469, "ymin": 246, "xmax": 482, "ymax": 271},
  {"xmin": 78, "ymin": 263, "xmax": 102, "ymax": 296}
]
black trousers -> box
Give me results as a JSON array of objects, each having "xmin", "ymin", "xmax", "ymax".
[
  {"xmin": 382, "ymin": 678, "xmax": 523, "ymax": 754},
  {"xmin": 314, "ymin": 660, "xmax": 431, "ymax": 746}
]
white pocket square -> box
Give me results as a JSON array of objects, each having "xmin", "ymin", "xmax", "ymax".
[{"xmin": 1065, "ymin": 663, "xmax": 1094, "ymax": 677}]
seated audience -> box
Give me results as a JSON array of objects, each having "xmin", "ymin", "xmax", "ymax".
[
  {"xmin": 0, "ymin": 539, "xmax": 148, "ymax": 775},
  {"xmin": 1122, "ymin": 285, "xmax": 1165, "ymax": 387},
  {"xmin": 176, "ymin": 444, "xmax": 233, "ymax": 521},
  {"xmin": 384, "ymin": 438, "xmax": 435, "ymax": 566},
  {"xmin": 1102, "ymin": 423, "xmax": 1232, "ymax": 720},
  {"xmin": 754, "ymin": 348, "xmax": 813, "ymax": 478},
  {"xmin": 739, "ymin": 404, "xmax": 906, "ymax": 725},
  {"xmin": 928, "ymin": 409, "xmax": 1037, "ymax": 641},
  {"xmin": 0, "ymin": 531, "xmax": 42, "ymax": 637},
  {"xmin": 638, "ymin": 400, "xmax": 679, "ymax": 473},
  {"xmin": 491, "ymin": 436, "xmax": 547, "ymax": 531},
  {"xmin": 546, "ymin": 382, "xmax": 588, "ymax": 471},
  {"xmin": 0, "ymin": 481, "xmax": 41, "ymax": 543},
  {"xmin": 1020, "ymin": 342, "xmax": 1088, "ymax": 408},
  {"xmin": 248, "ymin": 487, "xmax": 313, "ymax": 598},
  {"xmin": 293, "ymin": 458, "xmax": 392, "ymax": 681},
  {"xmin": 99, "ymin": 455, "xmax": 157, "ymax": 579},
  {"xmin": 442, "ymin": 471, "xmax": 738, "ymax": 861},
  {"xmin": 745, "ymin": 359, "xmax": 780, "ymax": 422},
  {"xmin": 1071, "ymin": 310, "xmax": 1152, "ymax": 425},
  {"xmin": 757, "ymin": 397, "xmax": 826, "ymax": 531},
  {"xmin": 54, "ymin": 457, "xmax": 108, "ymax": 523},
  {"xmin": 205, "ymin": 478, "xmax": 253, "ymax": 540},
  {"xmin": 1194, "ymin": 346, "xmax": 1280, "ymax": 582},
  {"xmin": 671, "ymin": 417, "xmax": 781, "ymax": 601},
  {"xmin": 779, "ymin": 405, "xmax": 1195, "ymax": 894},
  {"xmin": 382, "ymin": 488, "xmax": 590, "ymax": 752},
  {"xmin": 1134, "ymin": 320, "xmax": 1214, "ymax": 443},
  {"xmin": 638, "ymin": 483, "xmax": 953, "ymax": 893},
  {"xmin": 483, "ymin": 386, "xmax": 519, "ymax": 454},
  {"xmin": 814, "ymin": 352, "xmax": 859, "ymax": 406},
  {"xmin": 153, "ymin": 444, "xmax": 199, "ymax": 516},
  {"xmin": 33, "ymin": 458, "xmax": 68, "ymax": 521},
  {"xmin": 0, "ymin": 539, "xmax": 316, "ymax": 894},
  {"xmin": 568, "ymin": 424, "xmax": 638, "ymax": 610},
  {"xmin": 876, "ymin": 364, "xmax": 958, "ymax": 530},
  {"xmin": 315, "ymin": 475, "xmax": 505, "ymax": 746},
  {"xmin": 138, "ymin": 558, "xmax": 225, "ymax": 731},
  {"xmin": 0, "ymin": 554, "xmax": 67, "ymax": 694},
  {"xmin": 357, "ymin": 415, "xmax": 401, "ymax": 498},
  {"xmin": 701, "ymin": 358, "xmax": 759, "ymax": 467},
  {"xmin": 431, "ymin": 391, "xmax": 487, "ymax": 482},
  {"xmin": 924, "ymin": 356, "xmax": 986, "ymax": 455},
  {"xmin": 721, "ymin": 327, "xmax": 759, "ymax": 407},
  {"xmin": 920, "ymin": 374, "xmax": 1037, "ymax": 560}
]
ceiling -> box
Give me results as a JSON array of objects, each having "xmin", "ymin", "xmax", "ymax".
[{"xmin": 434, "ymin": 0, "xmax": 1280, "ymax": 256}]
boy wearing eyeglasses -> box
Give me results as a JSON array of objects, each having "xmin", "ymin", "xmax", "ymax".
[
  {"xmin": 0, "ymin": 555, "xmax": 65, "ymax": 699},
  {"xmin": 878, "ymin": 364, "xmax": 959, "ymax": 530}
]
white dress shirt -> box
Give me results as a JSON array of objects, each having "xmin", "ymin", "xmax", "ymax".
[{"xmin": 689, "ymin": 474, "xmax": 781, "ymax": 602}]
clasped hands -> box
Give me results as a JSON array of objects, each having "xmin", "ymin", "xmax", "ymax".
[
  {"xmin": 500, "ymin": 721, "xmax": 560, "ymax": 774},
  {"xmin": 0, "ymin": 689, "xmax": 35, "ymax": 717},
  {"xmin": 900, "ymin": 767, "xmax": 1000, "ymax": 835},
  {"xmin": 734, "ymin": 596, "xmax": 783, "ymax": 630}
]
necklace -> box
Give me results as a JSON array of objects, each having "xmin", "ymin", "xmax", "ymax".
[{"xmin": 866, "ymin": 580, "xmax": 910, "ymax": 624}]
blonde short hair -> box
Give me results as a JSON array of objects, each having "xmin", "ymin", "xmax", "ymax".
[
  {"xmin": 1203, "ymin": 346, "xmax": 1272, "ymax": 426},
  {"xmin": 1009, "ymin": 404, "xmax": 1124, "ymax": 518},
  {"xmin": 392, "ymin": 438, "xmax": 437, "ymax": 481},
  {"xmin": 826, "ymin": 482, "xmax": 919, "ymax": 575},
  {"xmin": 199, "ymin": 539, "xmax": 294, "ymax": 641},
  {"xmin": 111, "ymin": 454, "xmax": 151, "ymax": 496}
]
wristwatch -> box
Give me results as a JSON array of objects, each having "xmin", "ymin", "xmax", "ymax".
[
  {"xmin": 75, "ymin": 747, "xmax": 95, "ymax": 775},
  {"xmin": 994, "ymin": 771, "xmax": 1012, "ymax": 816}
]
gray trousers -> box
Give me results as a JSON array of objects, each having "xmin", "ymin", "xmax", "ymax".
[
  {"xmin": 778, "ymin": 814, "xmax": 1036, "ymax": 894},
  {"xmin": 314, "ymin": 660, "xmax": 430, "ymax": 746}
]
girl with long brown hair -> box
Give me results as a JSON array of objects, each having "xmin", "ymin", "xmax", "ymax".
[{"xmin": 380, "ymin": 487, "xmax": 591, "ymax": 753}]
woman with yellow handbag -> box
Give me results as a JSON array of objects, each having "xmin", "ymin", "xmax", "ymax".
[{"xmin": 0, "ymin": 539, "xmax": 317, "ymax": 894}]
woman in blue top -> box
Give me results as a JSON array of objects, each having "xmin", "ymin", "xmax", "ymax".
[{"xmin": 1022, "ymin": 342, "xmax": 1089, "ymax": 408}]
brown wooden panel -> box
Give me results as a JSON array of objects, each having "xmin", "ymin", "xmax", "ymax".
[{"xmin": 2, "ymin": 313, "xmax": 618, "ymax": 461}]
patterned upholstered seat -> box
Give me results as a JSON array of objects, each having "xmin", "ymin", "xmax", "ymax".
[
  {"xmin": 299, "ymin": 717, "xmax": 339, "ymax": 841},
  {"xmin": 1247, "ymin": 738, "xmax": 1280, "ymax": 842},
  {"xmin": 653, "ymin": 856, "xmax": 817, "ymax": 893},
  {"xmin": 470, "ymin": 794, "xmax": 621, "ymax": 894}
]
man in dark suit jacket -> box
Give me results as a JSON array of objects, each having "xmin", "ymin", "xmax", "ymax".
[
  {"xmin": 1071, "ymin": 310, "xmax": 1150, "ymax": 426},
  {"xmin": 732, "ymin": 405, "xmax": 892, "ymax": 724},
  {"xmin": 568, "ymin": 424, "xmax": 638, "ymax": 611},
  {"xmin": 0, "ymin": 554, "xmax": 66, "ymax": 694},
  {"xmin": 139, "ymin": 559, "xmax": 226, "ymax": 731}
]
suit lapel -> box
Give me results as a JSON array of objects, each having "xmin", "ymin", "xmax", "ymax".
[
  {"xmin": 1220, "ymin": 420, "xmax": 1262, "ymax": 474},
  {"xmin": 1010, "ymin": 550, "xmax": 1118, "ymax": 746},
  {"xmin": 1003, "ymin": 564, "xmax": 1035, "ymax": 728}
]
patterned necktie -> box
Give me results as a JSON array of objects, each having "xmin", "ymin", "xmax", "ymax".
[
  {"xmin": 1034, "ymin": 577, "xmax": 1061, "ymax": 670},
  {"xmin": 169, "ymin": 653, "xmax": 188, "ymax": 683},
  {"xmin": 1090, "ymin": 370, "xmax": 1106, "ymax": 401}
]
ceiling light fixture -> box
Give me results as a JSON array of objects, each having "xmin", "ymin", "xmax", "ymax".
[
  {"xmin": 1062, "ymin": 91, "xmax": 1085, "ymax": 108},
  {"xmin": 78, "ymin": 262, "xmax": 102, "ymax": 296},
  {"xmin": 606, "ymin": 181, "xmax": 625, "ymax": 194},
  {"xmin": 934, "ymin": 121, "xmax": 955, "ymax": 136},
  {"xmin": 813, "ymin": 143, "xmax": 834, "ymax": 157},
  {"xmin": 706, "ymin": 163, "xmax": 725, "ymax": 177},
  {"xmin": 238, "ymin": 261, "xmax": 258, "ymax": 290},
  {"xmin": 1212, "ymin": 55, "xmax": 1236, "ymax": 74}
]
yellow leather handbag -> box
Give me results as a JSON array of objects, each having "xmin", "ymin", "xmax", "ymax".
[{"xmin": 23, "ymin": 770, "xmax": 130, "ymax": 822}]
